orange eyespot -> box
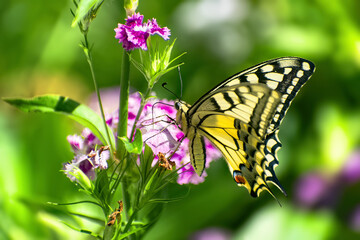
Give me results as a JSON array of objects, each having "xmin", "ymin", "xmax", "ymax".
[
  {"xmin": 235, "ymin": 175, "xmax": 246, "ymax": 184},
  {"xmin": 233, "ymin": 171, "xmax": 246, "ymax": 185}
]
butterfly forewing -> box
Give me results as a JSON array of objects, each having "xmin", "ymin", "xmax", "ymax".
[
  {"xmin": 180, "ymin": 57, "xmax": 315, "ymax": 197},
  {"xmin": 197, "ymin": 57, "xmax": 316, "ymax": 134}
]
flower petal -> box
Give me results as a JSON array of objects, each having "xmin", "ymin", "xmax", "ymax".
[
  {"xmin": 115, "ymin": 13, "xmax": 171, "ymax": 50},
  {"xmin": 147, "ymin": 18, "xmax": 171, "ymax": 40}
]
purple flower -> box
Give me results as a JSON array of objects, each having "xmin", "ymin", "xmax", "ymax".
[
  {"xmin": 67, "ymin": 128, "xmax": 102, "ymax": 157},
  {"xmin": 137, "ymin": 93, "xmax": 222, "ymax": 185},
  {"xmin": 177, "ymin": 163, "xmax": 208, "ymax": 185},
  {"xmin": 147, "ymin": 18, "xmax": 171, "ymax": 38},
  {"xmin": 64, "ymin": 146, "xmax": 110, "ymax": 182},
  {"xmin": 67, "ymin": 134, "xmax": 84, "ymax": 153},
  {"xmin": 114, "ymin": 13, "xmax": 171, "ymax": 51},
  {"xmin": 65, "ymin": 92, "xmax": 221, "ymax": 185}
]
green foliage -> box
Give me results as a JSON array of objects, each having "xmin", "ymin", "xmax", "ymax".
[
  {"xmin": 111, "ymin": 145, "xmax": 186, "ymax": 239},
  {"xmin": 131, "ymin": 40, "xmax": 185, "ymax": 88},
  {"xmin": 71, "ymin": 0, "xmax": 104, "ymax": 30},
  {"xmin": 3, "ymin": 95, "xmax": 116, "ymax": 147},
  {"xmin": 2, "ymin": 0, "xmax": 360, "ymax": 239},
  {"xmin": 119, "ymin": 129, "xmax": 143, "ymax": 155}
]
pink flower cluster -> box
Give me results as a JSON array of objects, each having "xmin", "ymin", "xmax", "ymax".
[
  {"xmin": 129, "ymin": 92, "xmax": 222, "ymax": 184},
  {"xmin": 114, "ymin": 13, "xmax": 171, "ymax": 51},
  {"xmin": 64, "ymin": 131, "xmax": 110, "ymax": 182},
  {"xmin": 65, "ymin": 92, "xmax": 221, "ymax": 185}
]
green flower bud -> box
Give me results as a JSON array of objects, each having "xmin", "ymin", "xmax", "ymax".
[{"xmin": 124, "ymin": 0, "xmax": 138, "ymax": 16}]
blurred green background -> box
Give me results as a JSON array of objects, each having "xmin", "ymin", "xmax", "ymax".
[{"xmin": 1, "ymin": 0, "xmax": 360, "ymax": 239}]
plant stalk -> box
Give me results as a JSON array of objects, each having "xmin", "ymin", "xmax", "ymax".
[
  {"xmin": 83, "ymin": 34, "xmax": 115, "ymax": 154},
  {"xmin": 117, "ymin": 50, "xmax": 131, "ymax": 153},
  {"xmin": 129, "ymin": 86, "xmax": 152, "ymax": 140}
]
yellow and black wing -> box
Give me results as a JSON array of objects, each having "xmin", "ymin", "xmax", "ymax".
[{"xmin": 184, "ymin": 57, "xmax": 315, "ymax": 197}]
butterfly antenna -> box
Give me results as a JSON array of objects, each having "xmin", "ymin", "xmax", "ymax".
[
  {"xmin": 151, "ymin": 101, "xmax": 174, "ymax": 125},
  {"xmin": 177, "ymin": 66, "xmax": 183, "ymax": 99},
  {"xmin": 162, "ymin": 82, "xmax": 180, "ymax": 100}
]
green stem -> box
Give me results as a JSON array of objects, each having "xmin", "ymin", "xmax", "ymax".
[
  {"xmin": 112, "ymin": 208, "xmax": 138, "ymax": 240},
  {"xmin": 117, "ymin": 50, "xmax": 131, "ymax": 152},
  {"xmin": 121, "ymin": 175, "xmax": 138, "ymax": 240},
  {"xmin": 117, "ymin": 49, "xmax": 133, "ymax": 238},
  {"xmin": 129, "ymin": 86, "xmax": 152, "ymax": 140},
  {"xmin": 83, "ymin": 33, "xmax": 115, "ymax": 154},
  {"xmin": 123, "ymin": 209, "xmax": 138, "ymax": 236},
  {"xmin": 121, "ymin": 177, "xmax": 132, "ymax": 221}
]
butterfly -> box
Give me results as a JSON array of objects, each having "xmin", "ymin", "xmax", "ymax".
[{"xmin": 174, "ymin": 57, "xmax": 315, "ymax": 198}]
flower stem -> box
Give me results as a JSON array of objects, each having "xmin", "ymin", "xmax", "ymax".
[
  {"xmin": 82, "ymin": 33, "xmax": 115, "ymax": 154},
  {"xmin": 117, "ymin": 50, "xmax": 131, "ymax": 152},
  {"xmin": 130, "ymin": 86, "xmax": 152, "ymax": 140},
  {"xmin": 123, "ymin": 209, "xmax": 138, "ymax": 233},
  {"xmin": 121, "ymin": 177, "xmax": 132, "ymax": 221},
  {"xmin": 117, "ymin": 49, "xmax": 133, "ymax": 238}
]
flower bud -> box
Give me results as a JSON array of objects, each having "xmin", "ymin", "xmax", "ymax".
[
  {"xmin": 72, "ymin": 167, "xmax": 95, "ymax": 192},
  {"xmin": 124, "ymin": 0, "xmax": 138, "ymax": 16}
]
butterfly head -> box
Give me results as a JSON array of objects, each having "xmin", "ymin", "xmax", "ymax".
[
  {"xmin": 174, "ymin": 101, "xmax": 182, "ymax": 111},
  {"xmin": 174, "ymin": 100, "xmax": 190, "ymax": 132}
]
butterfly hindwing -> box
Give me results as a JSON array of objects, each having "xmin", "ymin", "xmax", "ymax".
[
  {"xmin": 195, "ymin": 114, "xmax": 271, "ymax": 196},
  {"xmin": 178, "ymin": 57, "xmax": 315, "ymax": 197}
]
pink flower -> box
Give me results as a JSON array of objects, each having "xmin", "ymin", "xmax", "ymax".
[
  {"xmin": 114, "ymin": 13, "xmax": 171, "ymax": 51},
  {"xmin": 64, "ymin": 147, "xmax": 110, "ymax": 182},
  {"xmin": 136, "ymin": 93, "xmax": 222, "ymax": 185},
  {"xmin": 65, "ymin": 92, "xmax": 221, "ymax": 185}
]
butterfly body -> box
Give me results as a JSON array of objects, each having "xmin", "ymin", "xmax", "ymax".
[{"xmin": 175, "ymin": 57, "xmax": 315, "ymax": 197}]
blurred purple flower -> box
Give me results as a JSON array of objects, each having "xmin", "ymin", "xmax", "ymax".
[
  {"xmin": 294, "ymin": 149, "xmax": 360, "ymax": 212},
  {"xmin": 294, "ymin": 149, "xmax": 360, "ymax": 232},
  {"xmin": 189, "ymin": 228, "xmax": 231, "ymax": 240},
  {"xmin": 114, "ymin": 13, "xmax": 171, "ymax": 51},
  {"xmin": 294, "ymin": 172, "xmax": 331, "ymax": 208},
  {"xmin": 340, "ymin": 151, "xmax": 360, "ymax": 184},
  {"xmin": 349, "ymin": 205, "xmax": 360, "ymax": 232}
]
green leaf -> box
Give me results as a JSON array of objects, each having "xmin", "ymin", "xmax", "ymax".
[
  {"xmin": 103, "ymin": 223, "xmax": 116, "ymax": 240},
  {"xmin": 71, "ymin": 0, "xmax": 104, "ymax": 27},
  {"xmin": 94, "ymin": 169, "xmax": 110, "ymax": 210},
  {"xmin": 62, "ymin": 221, "xmax": 102, "ymax": 239},
  {"xmin": 18, "ymin": 197, "xmax": 78, "ymax": 225},
  {"xmin": 67, "ymin": 166, "xmax": 95, "ymax": 193},
  {"xmin": 117, "ymin": 225, "xmax": 149, "ymax": 240},
  {"xmin": 118, "ymin": 129, "xmax": 143, "ymax": 154},
  {"xmin": 3, "ymin": 95, "xmax": 115, "ymax": 147},
  {"xmin": 140, "ymin": 144, "xmax": 155, "ymax": 180},
  {"xmin": 132, "ymin": 39, "xmax": 186, "ymax": 87}
]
